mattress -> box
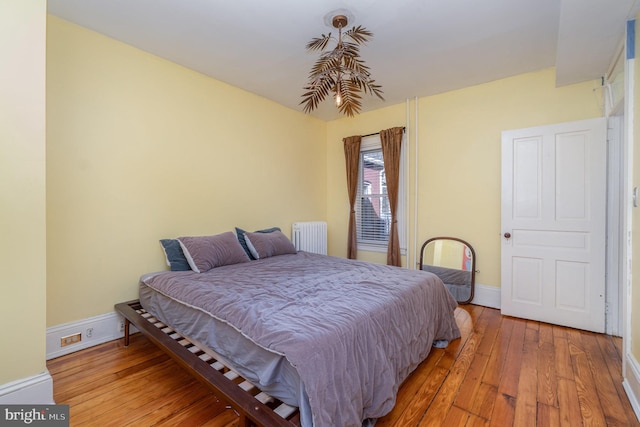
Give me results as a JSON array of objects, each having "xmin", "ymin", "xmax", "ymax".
[{"xmin": 139, "ymin": 251, "xmax": 460, "ymax": 427}]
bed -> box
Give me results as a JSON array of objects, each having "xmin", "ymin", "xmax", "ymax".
[{"xmin": 117, "ymin": 230, "xmax": 460, "ymax": 427}]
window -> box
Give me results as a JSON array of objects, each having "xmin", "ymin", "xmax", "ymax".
[{"xmin": 356, "ymin": 135, "xmax": 406, "ymax": 252}]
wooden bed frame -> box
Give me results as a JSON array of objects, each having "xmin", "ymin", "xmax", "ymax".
[{"xmin": 115, "ymin": 300, "xmax": 301, "ymax": 427}]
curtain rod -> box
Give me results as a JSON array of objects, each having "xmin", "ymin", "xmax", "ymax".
[{"xmin": 361, "ymin": 126, "xmax": 406, "ymax": 138}]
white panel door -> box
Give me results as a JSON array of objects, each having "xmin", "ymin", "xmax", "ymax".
[{"xmin": 501, "ymin": 118, "xmax": 606, "ymax": 332}]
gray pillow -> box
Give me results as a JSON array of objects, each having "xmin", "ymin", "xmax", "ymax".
[
  {"xmin": 243, "ymin": 230, "xmax": 297, "ymax": 259},
  {"xmin": 235, "ymin": 226, "xmax": 281, "ymax": 259},
  {"xmin": 159, "ymin": 239, "xmax": 191, "ymax": 271},
  {"xmin": 178, "ymin": 232, "xmax": 250, "ymax": 273}
]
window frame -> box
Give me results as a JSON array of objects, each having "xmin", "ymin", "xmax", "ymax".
[{"xmin": 356, "ymin": 134, "xmax": 407, "ymax": 254}]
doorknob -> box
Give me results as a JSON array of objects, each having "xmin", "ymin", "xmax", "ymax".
[{"xmin": 504, "ymin": 232, "xmax": 511, "ymax": 239}]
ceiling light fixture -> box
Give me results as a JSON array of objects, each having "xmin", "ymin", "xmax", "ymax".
[{"xmin": 300, "ymin": 13, "xmax": 384, "ymax": 117}]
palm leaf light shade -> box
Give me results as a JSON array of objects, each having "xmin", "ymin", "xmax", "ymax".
[{"xmin": 301, "ymin": 14, "xmax": 384, "ymax": 117}]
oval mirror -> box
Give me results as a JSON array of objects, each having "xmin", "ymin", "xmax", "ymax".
[{"xmin": 419, "ymin": 237, "xmax": 476, "ymax": 304}]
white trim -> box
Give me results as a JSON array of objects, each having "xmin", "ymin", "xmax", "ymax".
[
  {"xmin": 622, "ymin": 28, "xmax": 637, "ymax": 415},
  {"xmin": 46, "ymin": 311, "xmax": 137, "ymax": 360},
  {"xmin": 0, "ymin": 371, "xmax": 54, "ymax": 404},
  {"xmin": 412, "ymin": 96, "xmax": 419, "ymax": 270},
  {"xmin": 623, "ymin": 23, "xmax": 635, "ymax": 383},
  {"xmin": 470, "ymin": 283, "xmax": 501, "ymax": 309},
  {"xmin": 623, "ymin": 352, "xmax": 640, "ymax": 422},
  {"xmin": 606, "ymin": 112, "xmax": 624, "ymax": 336}
]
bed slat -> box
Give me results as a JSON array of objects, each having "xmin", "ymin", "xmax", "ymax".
[{"xmin": 115, "ymin": 300, "xmax": 300, "ymax": 427}]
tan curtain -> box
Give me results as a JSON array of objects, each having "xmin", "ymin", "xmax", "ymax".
[
  {"xmin": 380, "ymin": 127, "xmax": 404, "ymax": 266},
  {"xmin": 343, "ymin": 135, "xmax": 362, "ymax": 259}
]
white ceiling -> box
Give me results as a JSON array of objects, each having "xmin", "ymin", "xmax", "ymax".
[{"xmin": 47, "ymin": 0, "xmax": 639, "ymax": 121}]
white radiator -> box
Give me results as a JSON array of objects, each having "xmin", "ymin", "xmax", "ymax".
[{"xmin": 292, "ymin": 221, "xmax": 327, "ymax": 255}]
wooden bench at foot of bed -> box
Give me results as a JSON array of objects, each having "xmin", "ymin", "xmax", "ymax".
[{"xmin": 115, "ymin": 300, "xmax": 301, "ymax": 427}]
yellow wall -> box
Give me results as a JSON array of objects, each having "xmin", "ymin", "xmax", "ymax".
[
  {"xmin": 327, "ymin": 68, "xmax": 602, "ymax": 286},
  {"xmin": 428, "ymin": 241, "xmax": 469, "ymax": 271},
  {"xmin": 46, "ymin": 16, "xmax": 326, "ymax": 326},
  {"xmin": 0, "ymin": 0, "xmax": 47, "ymax": 384}
]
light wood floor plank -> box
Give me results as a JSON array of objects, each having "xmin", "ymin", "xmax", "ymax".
[
  {"xmin": 474, "ymin": 308, "xmax": 502, "ymax": 357},
  {"xmin": 552, "ymin": 326, "xmax": 574, "ymax": 381},
  {"xmin": 482, "ymin": 316, "xmax": 514, "ymax": 388},
  {"xmin": 537, "ymin": 323, "xmax": 558, "ymax": 407},
  {"xmin": 536, "ymin": 402, "xmax": 560, "ymax": 427},
  {"xmin": 465, "ymin": 413, "xmax": 490, "ymax": 427},
  {"xmin": 595, "ymin": 334, "xmax": 640, "ymax": 426},
  {"xmin": 388, "ymin": 366, "xmax": 449, "ymax": 427},
  {"xmin": 452, "ymin": 352, "xmax": 489, "ymax": 413},
  {"xmin": 512, "ymin": 327, "xmax": 538, "ymax": 427},
  {"xmin": 557, "ymin": 377, "xmax": 584, "ymax": 427},
  {"xmin": 118, "ymin": 381, "xmax": 221, "ymax": 427},
  {"xmin": 440, "ymin": 405, "xmax": 468, "ymax": 426},
  {"xmin": 537, "ymin": 340, "xmax": 558, "ymax": 407},
  {"xmin": 375, "ymin": 350, "xmax": 445, "ymax": 427},
  {"xmin": 497, "ymin": 318, "xmax": 526, "ymax": 398},
  {"xmin": 488, "ymin": 392, "xmax": 516, "ymax": 427},
  {"xmin": 418, "ymin": 329, "xmax": 480, "ymax": 426},
  {"xmin": 582, "ymin": 332, "xmax": 633, "ymax": 426},
  {"xmin": 572, "ymin": 351, "xmax": 608, "ymax": 426},
  {"xmin": 48, "ymin": 305, "xmax": 640, "ymax": 426},
  {"xmin": 468, "ymin": 382, "xmax": 497, "ymax": 421}
]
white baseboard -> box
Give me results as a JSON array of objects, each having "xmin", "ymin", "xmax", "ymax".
[
  {"xmin": 0, "ymin": 371, "xmax": 54, "ymax": 404},
  {"xmin": 624, "ymin": 351, "xmax": 640, "ymax": 423},
  {"xmin": 470, "ymin": 282, "xmax": 501, "ymax": 309},
  {"xmin": 3, "ymin": 310, "xmax": 139, "ymax": 403},
  {"xmin": 46, "ymin": 311, "xmax": 137, "ymax": 360}
]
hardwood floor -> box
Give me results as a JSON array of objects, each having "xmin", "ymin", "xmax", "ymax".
[{"xmin": 47, "ymin": 305, "xmax": 640, "ymax": 426}]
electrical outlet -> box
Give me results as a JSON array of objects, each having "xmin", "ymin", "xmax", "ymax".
[
  {"xmin": 61, "ymin": 333, "xmax": 81, "ymax": 347},
  {"xmin": 118, "ymin": 320, "xmax": 125, "ymax": 333},
  {"xmin": 86, "ymin": 327, "xmax": 93, "ymax": 338}
]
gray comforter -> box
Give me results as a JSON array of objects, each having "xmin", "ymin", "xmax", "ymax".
[{"xmin": 141, "ymin": 251, "xmax": 460, "ymax": 427}]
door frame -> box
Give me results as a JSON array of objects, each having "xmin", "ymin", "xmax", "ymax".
[
  {"xmin": 602, "ymin": 35, "xmax": 633, "ymax": 341},
  {"xmin": 621, "ymin": 41, "xmax": 634, "ymax": 382},
  {"xmin": 606, "ymin": 108, "xmax": 624, "ymax": 336}
]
